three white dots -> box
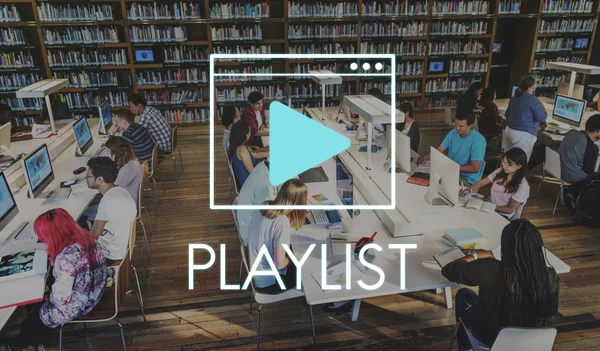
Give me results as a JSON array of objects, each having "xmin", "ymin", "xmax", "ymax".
[{"xmin": 350, "ymin": 62, "xmax": 384, "ymax": 71}]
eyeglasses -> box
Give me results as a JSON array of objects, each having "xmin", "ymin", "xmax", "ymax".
[{"xmin": 85, "ymin": 175, "xmax": 95, "ymax": 179}]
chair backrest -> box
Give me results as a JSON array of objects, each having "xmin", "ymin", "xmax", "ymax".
[
  {"xmin": 445, "ymin": 107, "xmax": 453, "ymax": 127},
  {"xmin": 490, "ymin": 327, "xmax": 557, "ymax": 351},
  {"xmin": 128, "ymin": 220, "xmax": 136, "ymax": 261},
  {"xmin": 544, "ymin": 147, "xmax": 562, "ymax": 181},
  {"xmin": 458, "ymin": 318, "xmax": 491, "ymax": 351},
  {"xmin": 139, "ymin": 161, "xmax": 149, "ymax": 216},
  {"xmin": 231, "ymin": 196, "xmax": 239, "ymax": 228},
  {"xmin": 171, "ymin": 126, "xmax": 178, "ymax": 150},
  {"xmin": 225, "ymin": 146, "xmax": 240, "ymax": 195},
  {"xmin": 150, "ymin": 145, "xmax": 159, "ymax": 176}
]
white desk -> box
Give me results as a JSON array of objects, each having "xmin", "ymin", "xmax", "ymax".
[
  {"xmin": 545, "ymin": 62, "xmax": 600, "ymax": 97},
  {"xmin": 310, "ymin": 69, "xmax": 342, "ymax": 123},
  {"xmin": 16, "ymin": 79, "xmax": 69, "ymax": 135},
  {"xmin": 0, "ymin": 120, "xmax": 103, "ymax": 331}
]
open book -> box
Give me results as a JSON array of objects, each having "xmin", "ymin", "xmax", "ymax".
[
  {"xmin": 465, "ymin": 198, "xmax": 496, "ymax": 214},
  {"xmin": 423, "ymin": 247, "xmax": 465, "ymax": 270},
  {"xmin": 0, "ymin": 249, "xmax": 47, "ymax": 283}
]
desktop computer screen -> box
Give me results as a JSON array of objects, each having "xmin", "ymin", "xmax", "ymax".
[
  {"xmin": 493, "ymin": 42, "xmax": 502, "ymax": 53},
  {"xmin": 428, "ymin": 61, "xmax": 444, "ymax": 73},
  {"xmin": 0, "ymin": 122, "xmax": 10, "ymax": 150},
  {"xmin": 395, "ymin": 130, "xmax": 412, "ymax": 173},
  {"xmin": 336, "ymin": 156, "xmax": 353, "ymax": 218},
  {"xmin": 22, "ymin": 144, "xmax": 54, "ymax": 198},
  {"xmin": 553, "ymin": 94, "xmax": 586, "ymax": 127},
  {"xmin": 99, "ymin": 100, "xmax": 112, "ymax": 133},
  {"xmin": 73, "ymin": 117, "xmax": 93, "ymax": 155},
  {"xmin": 429, "ymin": 147, "xmax": 460, "ymax": 207},
  {"xmin": 0, "ymin": 172, "xmax": 18, "ymax": 232},
  {"xmin": 135, "ymin": 49, "xmax": 154, "ymax": 62},
  {"xmin": 511, "ymin": 85, "xmax": 518, "ymax": 97}
]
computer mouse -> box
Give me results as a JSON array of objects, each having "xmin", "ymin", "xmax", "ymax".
[
  {"xmin": 73, "ymin": 166, "xmax": 86, "ymax": 175},
  {"xmin": 63, "ymin": 179, "xmax": 77, "ymax": 186}
]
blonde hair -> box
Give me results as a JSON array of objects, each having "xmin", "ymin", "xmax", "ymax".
[{"xmin": 260, "ymin": 179, "xmax": 308, "ymax": 230}]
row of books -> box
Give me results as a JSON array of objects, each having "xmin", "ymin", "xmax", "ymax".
[
  {"xmin": 43, "ymin": 27, "xmax": 120, "ymax": 45},
  {"xmin": 136, "ymin": 68, "xmax": 208, "ymax": 85},
  {"xmin": 532, "ymin": 55, "xmax": 585, "ymax": 70},
  {"xmin": 289, "ymin": 63, "xmax": 351, "ymax": 74},
  {"xmin": 6, "ymin": 97, "xmax": 42, "ymax": 111},
  {"xmin": 52, "ymin": 71, "xmax": 121, "ymax": 87},
  {"xmin": 448, "ymin": 59, "xmax": 488, "ymax": 73},
  {"xmin": 288, "ymin": 2, "xmax": 359, "ymax": 17},
  {"xmin": 362, "ymin": 1, "xmax": 429, "ymax": 16},
  {"xmin": 536, "ymin": 38, "xmax": 575, "ymax": 52},
  {"xmin": 0, "ymin": 5, "xmax": 19, "ymax": 22},
  {"xmin": 143, "ymin": 89, "xmax": 203, "ymax": 105},
  {"xmin": 542, "ymin": 0, "xmax": 593, "ymax": 13},
  {"xmin": 291, "ymin": 101, "xmax": 338, "ymax": 109},
  {"xmin": 360, "ymin": 41, "xmax": 427, "ymax": 56},
  {"xmin": 130, "ymin": 25, "xmax": 187, "ymax": 43},
  {"xmin": 360, "ymin": 81, "xmax": 421, "ymax": 94},
  {"xmin": 362, "ymin": 21, "xmax": 426, "ymax": 37},
  {"xmin": 288, "ymin": 43, "xmax": 355, "ymax": 54},
  {"xmin": 289, "ymin": 83, "xmax": 352, "ymax": 98},
  {"xmin": 426, "ymin": 96, "xmax": 457, "ymax": 109},
  {"xmin": 0, "ymin": 51, "xmax": 35, "ymax": 68},
  {"xmin": 211, "ymin": 25, "xmax": 262, "ymax": 41},
  {"xmin": 212, "ymin": 44, "xmax": 271, "ymax": 56},
  {"xmin": 0, "ymin": 73, "xmax": 43, "ymax": 91},
  {"xmin": 288, "ymin": 24, "xmax": 358, "ymax": 39},
  {"xmin": 47, "ymin": 49, "xmax": 128, "ymax": 67},
  {"xmin": 128, "ymin": 2, "xmax": 201, "ymax": 20},
  {"xmin": 210, "ymin": 3, "xmax": 269, "ymax": 19},
  {"xmin": 165, "ymin": 46, "xmax": 208, "ymax": 64},
  {"xmin": 164, "ymin": 108, "xmax": 209, "ymax": 124},
  {"xmin": 37, "ymin": 4, "xmax": 114, "ymax": 22},
  {"xmin": 431, "ymin": 21, "xmax": 488, "ymax": 35},
  {"xmin": 425, "ymin": 77, "xmax": 479, "ymax": 93},
  {"xmin": 216, "ymin": 86, "xmax": 285, "ymax": 102},
  {"xmin": 0, "ymin": 28, "xmax": 26, "ymax": 46},
  {"xmin": 398, "ymin": 61, "xmax": 424, "ymax": 75},
  {"xmin": 539, "ymin": 19, "xmax": 594, "ymax": 33},
  {"xmin": 538, "ymin": 74, "xmax": 571, "ymax": 87},
  {"xmin": 431, "ymin": 0, "xmax": 489, "ymax": 14},
  {"xmin": 429, "ymin": 40, "xmax": 485, "ymax": 55},
  {"xmin": 11, "ymin": 116, "xmax": 38, "ymax": 127},
  {"xmin": 58, "ymin": 91, "xmax": 127, "ymax": 109},
  {"xmin": 214, "ymin": 67, "xmax": 273, "ymax": 82},
  {"xmin": 498, "ymin": 0, "xmax": 521, "ymax": 14}
]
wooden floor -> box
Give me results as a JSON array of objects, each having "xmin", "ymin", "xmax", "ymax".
[{"xmin": 4, "ymin": 123, "xmax": 600, "ymax": 351}]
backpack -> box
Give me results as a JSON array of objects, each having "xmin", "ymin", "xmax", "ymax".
[{"xmin": 574, "ymin": 181, "xmax": 600, "ymax": 227}]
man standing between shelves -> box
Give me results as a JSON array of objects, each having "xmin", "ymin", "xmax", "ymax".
[
  {"xmin": 242, "ymin": 91, "xmax": 269, "ymax": 147},
  {"xmin": 128, "ymin": 93, "xmax": 172, "ymax": 153}
]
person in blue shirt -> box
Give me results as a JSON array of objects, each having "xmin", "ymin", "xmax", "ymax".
[
  {"xmin": 419, "ymin": 113, "xmax": 487, "ymax": 186},
  {"xmin": 228, "ymin": 121, "xmax": 268, "ymax": 189},
  {"xmin": 503, "ymin": 74, "xmax": 548, "ymax": 161}
]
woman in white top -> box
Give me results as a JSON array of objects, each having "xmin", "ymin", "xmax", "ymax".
[
  {"xmin": 105, "ymin": 136, "xmax": 143, "ymax": 207},
  {"xmin": 247, "ymin": 179, "xmax": 307, "ymax": 294},
  {"xmin": 460, "ymin": 148, "xmax": 530, "ymax": 220}
]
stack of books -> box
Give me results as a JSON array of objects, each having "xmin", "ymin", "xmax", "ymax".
[{"xmin": 442, "ymin": 227, "xmax": 487, "ymax": 249}]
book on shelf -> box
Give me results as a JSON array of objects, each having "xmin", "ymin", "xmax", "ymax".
[
  {"xmin": 362, "ymin": 21, "xmax": 426, "ymax": 38},
  {"xmin": 289, "ymin": 43, "xmax": 355, "ymax": 54},
  {"xmin": 0, "ymin": 5, "xmax": 20, "ymax": 22},
  {"xmin": 164, "ymin": 46, "xmax": 208, "ymax": 64},
  {"xmin": 0, "ymin": 51, "xmax": 34, "ymax": 68},
  {"xmin": 128, "ymin": 2, "xmax": 202, "ymax": 20},
  {"xmin": 362, "ymin": 0, "xmax": 429, "ymax": 16},
  {"xmin": 130, "ymin": 26, "xmax": 188, "ymax": 43},
  {"xmin": 43, "ymin": 26, "xmax": 120, "ymax": 45},
  {"xmin": 0, "ymin": 28, "xmax": 26, "ymax": 46},
  {"xmin": 542, "ymin": 0, "xmax": 593, "ymax": 13},
  {"xmin": 430, "ymin": 21, "xmax": 488, "ymax": 36},
  {"xmin": 211, "ymin": 3, "xmax": 270, "ymax": 19},
  {"xmin": 431, "ymin": 0, "xmax": 489, "ymax": 15},
  {"xmin": 288, "ymin": 24, "xmax": 358, "ymax": 39},
  {"xmin": 498, "ymin": 0, "xmax": 521, "ymax": 14},
  {"xmin": 211, "ymin": 25, "xmax": 263, "ymax": 41},
  {"xmin": 0, "ymin": 249, "xmax": 47, "ymax": 283},
  {"xmin": 48, "ymin": 49, "xmax": 128, "ymax": 67},
  {"xmin": 37, "ymin": 3, "xmax": 114, "ymax": 22},
  {"xmin": 0, "ymin": 73, "xmax": 43, "ymax": 91},
  {"xmin": 289, "ymin": 1, "xmax": 358, "ymax": 17}
]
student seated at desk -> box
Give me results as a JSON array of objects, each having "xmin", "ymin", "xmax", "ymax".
[
  {"xmin": 456, "ymin": 81, "xmax": 483, "ymax": 120},
  {"xmin": 221, "ymin": 106, "xmax": 241, "ymax": 151},
  {"xmin": 128, "ymin": 93, "xmax": 172, "ymax": 153},
  {"xmin": 247, "ymin": 179, "xmax": 307, "ymax": 294},
  {"xmin": 1, "ymin": 209, "xmax": 106, "ymax": 351},
  {"xmin": 229, "ymin": 121, "xmax": 268, "ymax": 188},
  {"xmin": 111, "ymin": 109, "xmax": 156, "ymax": 168},
  {"xmin": 419, "ymin": 113, "xmax": 487, "ymax": 186},
  {"xmin": 475, "ymin": 87, "xmax": 503, "ymax": 138},
  {"xmin": 461, "ymin": 148, "xmax": 530, "ymax": 220},
  {"xmin": 105, "ymin": 136, "xmax": 143, "ymax": 207},
  {"xmin": 37, "ymin": 94, "xmax": 71, "ymax": 123},
  {"xmin": 81, "ymin": 157, "xmax": 137, "ymax": 264},
  {"xmin": 396, "ymin": 102, "xmax": 420, "ymax": 153},
  {"xmin": 241, "ymin": 91, "xmax": 269, "ymax": 147},
  {"xmin": 559, "ymin": 114, "xmax": 600, "ymax": 203},
  {"xmin": 442, "ymin": 219, "xmax": 558, "ymax": 350}
]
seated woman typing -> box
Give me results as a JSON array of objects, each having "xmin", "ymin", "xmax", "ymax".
[
  {"xmin": 442, "ymin": 219, "xmax": 559, "ymax": 349},
  {"xmin": 105, "ymin": 136, "xmax": 143, "ymax": 207},
  {"xmin": 229, "ymin": 121, "xmax": 268, "ymax": 188},
  {"xmin": 247, "ymin": 179, "xmax": 307, "ymax": 294},
  {"xmin": 1, "ymin": 209, "xmax": 106, "ymax": 350},
  {"xmin": 460, "ymin": 147, "xmax": 530, "ymax": 220}
]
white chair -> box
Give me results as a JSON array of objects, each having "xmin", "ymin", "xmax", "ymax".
[
  {"xmin": 138, "ymin": 161, "xmax": 153, "ymax": 257},
  {"xmin": 160, "ymin": 126, "xmax": 184, "ymax": 183},
  {"xmin": 225, "ymin": 146, "xmax": 240, "ymax": 203},
  {"xmin": 537, "ymin": 147, "xmax": 571, "ymax": 215}
]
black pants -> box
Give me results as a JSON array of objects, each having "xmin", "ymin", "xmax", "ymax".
[
  {"xmin": 255, "ymin": 263, "xmax": 298, "ymax": 294},
  {"xmin": 568, "ymin": 173, "xmax": 600, "ymax": 199},
  {"xmin": 455, "ymin": 288, "xmax": 487, "ymax": 349}
]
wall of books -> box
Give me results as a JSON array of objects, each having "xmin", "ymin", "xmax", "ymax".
[{"xmin": 0, "ymin": 0, "xmax": 598, "ymax": 126}]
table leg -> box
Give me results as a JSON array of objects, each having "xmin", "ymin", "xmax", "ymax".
[
  {"xmin": 322, "ymin": 84, "xmax": 326, "ymax": 121},
  {"xmin": 366, "ymin": 122, "xmax": 373, "ymax": 170},
  {"xmin": 568, "ymin": 71, "xmax": 577, "ymax": 97},
  {"xmin": 351, "ymin": 299, "xmax": 362, "ymax": 322},
  {"xmin": 45, "ymin": 95, "xmax": 57, "ymax": 135},
  {"xmin": 444, "ymin": 287, "xmax": 453, "ymax": 309}
]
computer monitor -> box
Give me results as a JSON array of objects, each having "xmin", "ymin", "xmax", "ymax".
[
  {"xmin": 98, "ymin": 100, "xmax": 112, "ymax": 134},
  {"xmin": 553, "ymin": 94, "xmax": 586, "ymax": 127},
  {"xmin": 426, "ymin": 147, "xmax": 460, "ymax": 207},
  {"xmin": 73, "ymin": 117, "xmax": 93, "ymax": 156},
  {"xmin": 395, "ymin": 130, "xmax": 412, "ymax": 173},
  {"xmin": 22, "ymin": 144, "xmax": 54, "ymax": 199},
  {"xmin": 511, "ymin": 85, "xmax": 518, "ymax": 97},
  {"xmin": 336, "ymin": 156, "xmax": 353, "ymax": 218},
  {"xmin": 134, "ymin": 48, "xmax": 154, "ymax": 62},
  {"xmin": 0, "ymin": 172, "xmax": 18, "ymax": 232},
  {"xmin": 558, "ymin": 82, "xmax": 584, "ymax": 99},
  {"xmin": 575, "ymin": 38, "xmax": 589, "ymax": 50},
  {"xmin": 0, "ymin": 123, "xmax": 10, "ymax": 150},
  {"xmin": 428, "ymin": 61, "xmax": 444, "ymax": 73}
]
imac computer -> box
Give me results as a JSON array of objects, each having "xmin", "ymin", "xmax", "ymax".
[
  {"xmin": 73, "ymin": 117, "xmax": 93, "ymax": 157},
  {"xmin": 0, "ymin": 123, "xmax": 18, "ymax": 162},
  {"xmin": 553, "ymin": 94, "xmax": 586, "ymax": 128},
  {"xmin": 424, "ymin": 147, "xmax": 460, "ymax": 207},
  {"xmin": 511, "ymin": 85, "xmax": 518, "ymax": 97},
  {"xmin": 0, "ymin": 172, "xmax": 18, "ymax": 232},
  {"xmin": 22, "ymin": 144, "xmax": 55, "ymax": 199},
  {"xmin": 336, "ymin": 156, "xmax": 354, "ymax": 218},
  {"xmin": 98, "ymin": 100, "xmax": 112, "ymax": 135},
  {"xmin": 395, "ymin": 130, "xmax": 412, "ymax": 174}
]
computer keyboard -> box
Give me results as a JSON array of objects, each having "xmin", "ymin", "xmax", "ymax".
[
  {"xmin": 11, "ymin": 222, "xmax": 35, "ymax": 241},
  {"xmin": 49, "ymin": 187, "xmax": 71, "ymax": 201},
  {"xmin": 311, "ymin": 210, "xmax": 329, "ymax": 224}
]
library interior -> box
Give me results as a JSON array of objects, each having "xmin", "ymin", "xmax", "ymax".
[{"xmin": 2, "ymin": 0, "xmax": 600, "ymax": 350}]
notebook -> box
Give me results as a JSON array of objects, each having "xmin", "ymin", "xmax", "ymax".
[
  {"xmin": 430, "ymin": 247, "xmax": 465, "ymax": 269},
  {"xmin": 442, "ymin": 228, "xmax": 487, "ymax": 249},
  {"xmin": 407, "ymin": 177, "xmax": 429, "ymax": 187},
  {"xmin": 299, "ymin": 166, "xmax": 329, "ymax": 183},
  {"xmin": 464, "ymin": 198, "xmax": 497, "ymax": 214}
]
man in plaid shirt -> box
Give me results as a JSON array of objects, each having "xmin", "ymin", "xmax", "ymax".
[{"xmin": 128, "ymin": 93, "xmax": 172, "ymax": 153}]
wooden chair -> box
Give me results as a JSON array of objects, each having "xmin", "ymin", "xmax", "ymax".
[
  {"xmin": 160, "ymin": 126, "xmax": 184, "ymax": 183},
  {"xmin": 58, "ymin": 248, "xmax": 146, "ymax": 351},
  {"xmin": 137, "ymin": 161, "xmax": 153, "ymax": 257},
  {"xmin": 142, "ymin": 156, "xmax": 159, "ymax": 211},
  {"xmin": 225, "ymin": 146, "xmax": 240, "ymax": 203},
  {"xmin": 149, "ymin": 145, "xmax": 165, "ymax": 195}
]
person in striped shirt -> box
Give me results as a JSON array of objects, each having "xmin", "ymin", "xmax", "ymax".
[
  {"xmin": 128, "ymin": 93, "xmax": 172, "ymax": 153},
  {"xmin": 111, "ymin": 109, "xmax": 156, "ymax": 170}
]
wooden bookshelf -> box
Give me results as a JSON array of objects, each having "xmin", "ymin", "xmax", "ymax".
[{"xmin": 1, "ymin": 0, "xmax": 599, "ymax": 125}]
